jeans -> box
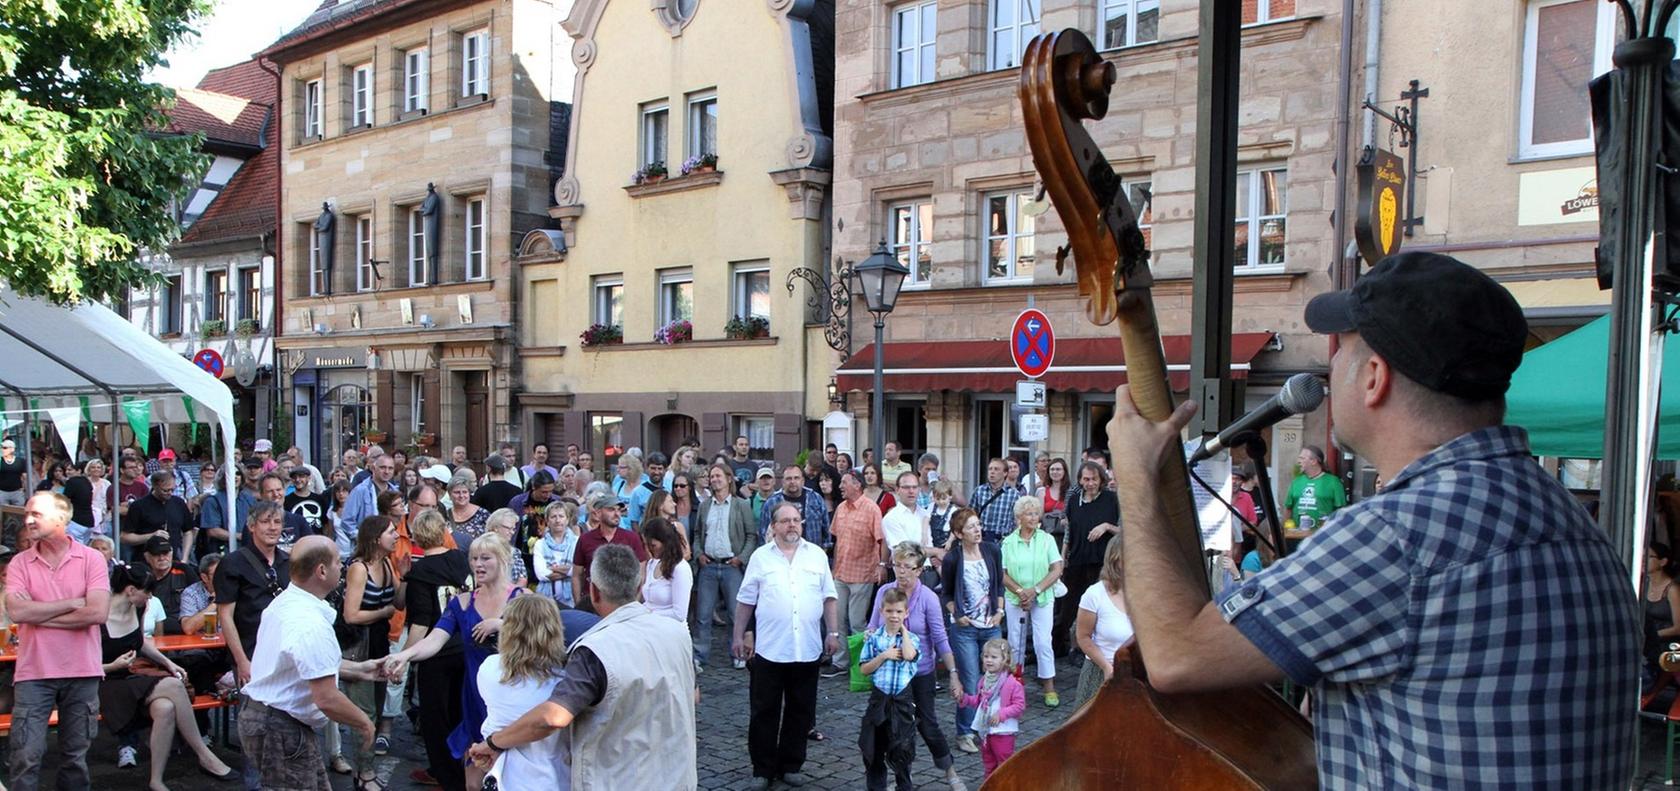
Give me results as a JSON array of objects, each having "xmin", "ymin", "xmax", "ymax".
[
  {"xmin": 8, "ymin": 677, "xmax": 98, "ymax": 791},
  {"xmin": 948, "ymin": 620, "xmax": 1001, "ymax": 737},
  {"xmin": 0, "ymin": 490, "xmax": 24, "ymax": 507},
  {"xmin": 691, "ymin": 561, "xmax": 743, "ymax": 664},
  {"xmin": 906, "ymin": 672, "xmax": 954, "ymax": 771}
]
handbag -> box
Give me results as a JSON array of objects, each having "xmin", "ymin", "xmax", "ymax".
[
  {"xmin": 1052, "ymin": 579, "xmax": 1069, "ymax": 598},
  {"xmin": 847, "ymin": 632, "xmax": 872, "ymax": 693}
]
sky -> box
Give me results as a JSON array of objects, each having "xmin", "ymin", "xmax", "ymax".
[{"xmin": 148, "ymin": 1, "xmax": 319, "ymax": 89}]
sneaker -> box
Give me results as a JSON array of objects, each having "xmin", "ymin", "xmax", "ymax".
[
  {"xmin": 781, "ymin": 771, "xmax": 811, "ymax": 787},
  {"xmin": 954, "ymin": 734, "xmax": 980, "ymax": 754},
  {"xmin": 946, "ymin": 768, "xmax": 970, "ymax": 791},
  {"xmin": 820, "ymin": 666, "xmax": 847, "ymax": 679},
  {"xmin": 693, "ymin": 658, "xmax": 705, "ymax": 675},
  {"xmin": 732, "ymin": 658, "xmax": 747, "ymax": 670},
  {"xmin": 1044, "ymin": 691, "xmax": 1060, "ymax": 708},
  {"xmin": 374, "ymin": 734, "xmax": 390, "ymax": 755},
  {"xmin": 117, "ymin": 746, "xmax": 138, "ymax": 768}
]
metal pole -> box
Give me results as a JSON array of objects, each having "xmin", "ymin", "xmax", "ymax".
[
  {"xmin": 111, "ymin": 400, "xmax": 122, "ymax": 560},
  {"xmin": 1600, "ymin": 31, "xmax": 1674, "ymax": 581},
  {"xmin": 871, "ymin": 315, "xmax": 886, "ymax": 473},
  {"xmin": 1187, "ymin": 0, "xmax": 1242, "ymax": 439}
]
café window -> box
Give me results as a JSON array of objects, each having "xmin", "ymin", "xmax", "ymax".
[
  {"xmin": 1234, "ymin": 167, "xmax": 1287, "ymax": 269},
  {"xmin": 890, "ymin": 199, "xmax": 933, "ymax": 288}
]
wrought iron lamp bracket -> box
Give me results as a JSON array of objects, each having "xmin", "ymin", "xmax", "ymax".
[{"xmin": 786, "ymin": 256, "xmax": 854, "ymax": 355}]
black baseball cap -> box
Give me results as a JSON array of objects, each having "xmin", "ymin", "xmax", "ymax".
[
  {"xmin": 143, "ymin": 535, "xmax": 173, "ymax": 556},
  {"xmin": 1304, "ymin": 251, "xmax": 1528, "ymax": 400}
]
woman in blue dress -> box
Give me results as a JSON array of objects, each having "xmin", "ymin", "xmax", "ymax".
[{"xmin": 385, "ymin": 531, "xmax": 524, "ymax": 791}]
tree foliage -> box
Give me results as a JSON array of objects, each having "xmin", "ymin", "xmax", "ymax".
[{"xmin": 0, "ymin": 0, "xmax": 212, "ymax": 305}]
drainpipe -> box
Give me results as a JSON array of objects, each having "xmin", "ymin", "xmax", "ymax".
[
  {"xmin": 1360, "ymin": 0, "xmax": 1382, "ymax": 149},
  {"xmin": 258, "ymin": 57, "xmax": 284, "ymax": 452},
  {"xmin": 1326, "ymin": 0, "xmax": 1367, "ymax": 482}
]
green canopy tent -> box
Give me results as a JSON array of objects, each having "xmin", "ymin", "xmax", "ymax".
[{"xmin": 1505, "ymin": 313, "xmax": 1680, "ymax": 459}]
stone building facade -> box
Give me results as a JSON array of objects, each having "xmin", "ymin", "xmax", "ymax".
[
  {"xmin": 830, "ymin": 0, "xmax": 1339, "ymax": 489},
  {"xmin": 263, "ymin": 0, "xmax": 567, "ymax": 468},
  {"xmin": 127, "ymin": 60, "xmax": 281, "ymax": 448},
  {"xmin": 516, "ymin": 0, "xmax": 835, "ymax": 469}
]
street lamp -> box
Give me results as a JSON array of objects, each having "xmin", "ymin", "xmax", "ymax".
[{"xmin": 854, "ymin": 240, "xmax": 909, "ymax": 472}]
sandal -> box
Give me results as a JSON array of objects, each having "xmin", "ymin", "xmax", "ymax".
[{"xmin": 353, "ymin": 776, "xmax": 388, "ymax": 791}]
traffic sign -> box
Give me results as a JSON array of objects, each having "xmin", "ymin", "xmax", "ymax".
[
  {"xmin": 1010, "ymin": 309, "xmax": 1055, "ymax": 378},
  {"xmin": 1015, "ymin": 380, "xmax": 1046, "ymax": 408},
  {"xmin": 1018, "ymin": 414, "xmax": 1049, "ymax": 442},
  {"xmin": 192, "ymin": 348, "xmax": 224, "ymax": 378}
]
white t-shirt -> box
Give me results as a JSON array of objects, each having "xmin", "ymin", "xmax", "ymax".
[
  {"xmin": 880, "ymin": 504, "xmax": 929, "ymax": 553},
  {"xmin": 478, "ymin": 655, "xmax": 569, "ymax": 790},
  {"xmin": 641, "ymin": 558, "xmax": 694, "ymax": 624},
  {"xmin": 1077, "ymin": 582, "xmax": 1134, "ymax": 661}
]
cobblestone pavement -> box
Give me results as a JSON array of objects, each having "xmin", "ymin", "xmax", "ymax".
[{"xmin": 53, "ymin": 622, "xmax": 1680, "ymax": 789}]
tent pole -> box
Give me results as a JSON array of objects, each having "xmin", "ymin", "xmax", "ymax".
[{"xmin": 111, "ymin": 399, "xmax": 123, "ymax": 562}]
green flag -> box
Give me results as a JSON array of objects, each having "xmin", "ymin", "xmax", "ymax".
[
  {"xmin": 79, "ymin": 395, "xmax": 91, "ymax": 426},
  {"xmin": 122, "ymin": 400, "xmax": 152, "ymax": 454},
  {"xmin": 183, "ymin": 396, "xmax": 199, "ymax": 444}
]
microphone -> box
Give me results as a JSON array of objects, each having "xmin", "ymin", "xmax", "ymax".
[{"xmin": 1188, "ymin": 374, "xmax": 1325, "ymax": 464}]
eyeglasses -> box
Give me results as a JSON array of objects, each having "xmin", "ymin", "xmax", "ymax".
[
  {"xmin": 892, "ymin": 563, "xmax": 920, "ymax": 572},
  {"xmin": 673, "ymin": 483, "xmax": 690, "ymax": 489}
]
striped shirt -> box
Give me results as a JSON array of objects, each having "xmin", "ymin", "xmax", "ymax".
[{"xmin": 1218, "ymin": 426, "xmax": 1637, "ymax": 788}]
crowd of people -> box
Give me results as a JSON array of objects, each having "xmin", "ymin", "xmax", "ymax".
[{"xmin": 1, "ymin": 427, "xmax": 1236, "ymax": 790}]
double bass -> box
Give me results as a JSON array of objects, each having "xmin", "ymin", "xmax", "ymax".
[{"xmin": 982, "ymin": 30, "xmax": 1317, "ymax": 789}]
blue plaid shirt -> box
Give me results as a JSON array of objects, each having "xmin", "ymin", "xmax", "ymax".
[
  {"xmin": 1218, "ymin": 426, "xmax": 1637, "ymax": 788},
  {"xmin": 968, "ymin": 483, "xmax": 1020, "ymax": 543},
  {"xmin": 758, "ymin": 487, "xmax": 831, "ymax": 548},
  {"xmin": 861, "ymin": 628, "xmax": 920, "ymax": 696}
]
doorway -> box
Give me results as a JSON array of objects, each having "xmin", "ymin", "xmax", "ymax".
[
  {"xmin": 464, "ymin": 371, "xmax": 489, "ymax": 460},
  {"xmin": 649, "ymin": 413, "xmax": 699, "ymax": 457}
]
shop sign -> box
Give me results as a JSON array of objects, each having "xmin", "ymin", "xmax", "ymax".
[
  {"xmin": 1517, "ymin": 167, "xmax": 1600, "ymax": 226},
  {"xmin": 297, "ymin": 347, "xmax": 366, "ymax": 369},
  {"xmin": 1355, "ymin": 147, "xmax": 1406, "ymax": 263}
]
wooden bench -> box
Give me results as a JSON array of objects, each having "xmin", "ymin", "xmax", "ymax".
[{"xmin": 0, "ymin": 693, "xmax": 235, "ymax": 739}]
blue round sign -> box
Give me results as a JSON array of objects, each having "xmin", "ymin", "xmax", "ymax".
[
  {"xmin": 1010, "ymin": 309, "xmax": 1054, "ymax": 378},
  {"xmin": 193, "ymin": 348, "xmax": 224, "ymax": 378}
]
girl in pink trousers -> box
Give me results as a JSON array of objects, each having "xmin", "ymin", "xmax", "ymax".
[{"xmin": 954, "ymin": 638, "xmax": 1026, "ymax": 776}]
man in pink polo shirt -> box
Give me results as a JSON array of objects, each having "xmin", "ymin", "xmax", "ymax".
[{"xmin": 5, "ymin": 492, "xmax": 110, "ymax": 791}]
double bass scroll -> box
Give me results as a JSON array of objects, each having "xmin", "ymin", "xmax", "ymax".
[{"xmin": 980, "ymin": 29, "xmax": 1317, "ymax": 790}]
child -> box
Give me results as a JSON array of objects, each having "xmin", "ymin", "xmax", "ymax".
[
  {"xmin": 858, "ymin": 587, "xmax": 921, "ymax": 791},
  {"xmin": 955, "ymin": 637, "xmax": 1025, "ymax": 777}
]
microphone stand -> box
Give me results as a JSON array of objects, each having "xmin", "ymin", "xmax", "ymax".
[{"xmin": 1241, "ymin": 433, "xmax": 1288, "ymax": 561}]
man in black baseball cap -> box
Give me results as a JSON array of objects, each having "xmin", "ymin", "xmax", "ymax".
[
  {"xmin": 142, "ymin": 533, "xmax": 199, "ymax": 635},
  {"xmin": 1103, "ymin": 250, "xmax": 1637, "ymax": 787}
]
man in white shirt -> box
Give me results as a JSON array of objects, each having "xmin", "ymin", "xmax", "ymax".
[
  {"xmin": 881, "ymin": 471, "xmax": 932, "ymax": 554},
  {"xmin": 238, "ymin": 535, "xmax": 386, "ymax": 791},
  {"xmin": 734, "ymin": 503, "xmax": 841, "ymax": 790}
]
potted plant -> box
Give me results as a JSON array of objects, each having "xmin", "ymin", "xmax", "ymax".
[
  {"xmin": 680, "ymin": 153, "xmax": 718, "ymax": 176},
  {"xmin": 199, "ymin": 319, "xmax": 226, "ymax": 339},
  {"xmin": 654, "ymin": 319, "xmax": 693, "ymax": 345},
  {"xmin": 363, "ymin": 429, "xmax": 388, "ymax": 445},
  {"xmin": 414, "ymin": 431, "xmax": 437, "ymax": 450},
  {"xmin": 580, "ymin": 323, "xmax": 624, "ymax": 347},
  {"xmin": 632, "ymin": 161, "xmax": 668, "ymax": 185},
  {"xmin": 234, "ymin": 318, "xmax": 260, "ymax": 337},
  {"xmin": 724, "ymin": 315, "xmax": 770, "ymax": 340}
]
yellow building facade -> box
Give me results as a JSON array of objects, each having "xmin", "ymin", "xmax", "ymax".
[{"xmin": 518, "ymin": 0, "xmax": 836, "ymax": 462}]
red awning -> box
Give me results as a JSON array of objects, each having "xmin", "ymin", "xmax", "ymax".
[{"xmin": 835, "ymin": 332, "xmax": 1276, "ymax": 394}]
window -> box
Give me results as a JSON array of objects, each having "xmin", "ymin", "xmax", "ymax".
[
  {"xmin": 464, "ymin": 197, "xmax": 486, "ymax": 280},
  {"xmin": 983, "ymin": 189, "xmax": 1036, "ymax": 283},
  {"xmin": 351, "ymin": 63, "xmax": 373, "ymax": 127},
  {"xmin": 1244, "ymin": 0, "xmax": 1295, "ymax": 25},
  {"xmin": 404, "ymin": 48, "xmax": 429, "ymax": 113},
  {"xmin": 733, "ymin": 263, "xmax": 770, "ymax": 320},
  {"xmin": 355, "ymin": 215, "xmax": 375, "ymax": 292},
  {"xmin": 731, "ymin": 415, "xmax": 775, "ymax": 461},
  {"xmin": 590, "ymin": 413, "xmax": 625, "ymax": 464},
  {"xmin": 303, "ymin": 78, "xmax": 322, "ymax": 139},
  {"xmin": 308, "ymin": 224, "xmax": 326, "ymax": 296},
  {"xmin": 892, "ymin": 1, "xmax": 937, "ymax": 88},
  {"xmin": 686, "ymin": 94, "xmax": 718, "ymax": 160},
  {"xmin": 1234, "ymin": 167, "xmax": 1287, "ymax": 269},
  {"xmin": 408, "ymin": 207, "xmax": 428, "ymax": 286},
  {"xmin": 1519, "ymin": 0, "xmax": 1614, "ymax": 159},
  {"xmin": 1099, "ymin": 0, "xmax": 1158, "ymax": 49},
  {"xmin": 204, "ymin": 269, "xmax": 227, "ymax": 323},
  {"xmin": 158, "ymin": 276, "xmax": 181, "ymax": 335},
  {"xmin": 410, "ymin": 376, "xmax": 426, "ymax": 434},
  {"xmin": 988, "ymin": 0, "xmax": 1040, "ymax": 70},
  {"xmin": 1127, "ymin": 179, "xmax": 1153, "ymax": 248},
  {"xmin": 593, "ymin": 275, "xmax": 624, "ymax": 328},
  {"xmin": 641, "ymin": 103, "xmax": 668, "ymax": 170},
  {"xmin": 238, "ymin": 267, "xmax": 260, "ymax": 323},
  {"xmin": 658, "ymin": 267, "xmax": 694, "ymax": 325},
  {"xmin": 462, "ymin": 28, "xmax": 490, "ymax": 97},
  {"xmin": 889, "ymin": 199, "xmax": 933, "ymax": 287}
]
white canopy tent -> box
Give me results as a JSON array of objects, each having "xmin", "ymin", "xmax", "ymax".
[{"xmin": 0, "ymin": 286, "xmax": 240, "ymax": 550}]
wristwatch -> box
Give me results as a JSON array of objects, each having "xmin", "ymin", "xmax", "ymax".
[
  {"xmin": 827, "ymin": 632, "xmax": 841, "ymax": 638},
  {"xmin": 485, "ymin": 733, "xmax": 505, "ymax": 752}
]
